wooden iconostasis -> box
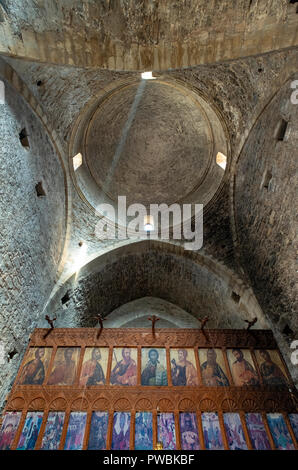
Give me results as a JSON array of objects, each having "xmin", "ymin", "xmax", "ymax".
[{"xmin": 0, "ymin": 328, "xmax": 297, "ymax": 451}]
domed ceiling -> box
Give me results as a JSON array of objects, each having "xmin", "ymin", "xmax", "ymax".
[
  {"xmin": 71, "ymin": 77, "xmax": 228, "ymax": 217},
  {"xmin": 85, "ymin": 81, "xmax": 212, "ymax": 207}
]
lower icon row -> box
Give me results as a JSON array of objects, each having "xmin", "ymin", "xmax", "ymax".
[{"xmin": 0, "ymin": 410, "xmax": 297, "ymax": 450}]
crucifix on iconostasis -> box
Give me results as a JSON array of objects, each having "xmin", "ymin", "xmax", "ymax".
[
  {"xmin": 148, "ymin": 314, "xmax": 160, "ymax": 339},
  {"xmin": 43, "ymin": 315, "xmax": 57, "ymax": 339},
  {"xmin": 197, "ymin": 316, "xmax": 209, "ymax": 341},
  {"xmin": 93, "ymin": 313, "xmax": 106, "ymax": 339}
]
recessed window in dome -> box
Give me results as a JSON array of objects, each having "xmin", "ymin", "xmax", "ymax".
[
  {"xmin": 144, "ymin": 215, "xmax": 154, "ymax": 232},
  {"xmin": 141, "ymin": 71, "xmax": 156, "ymax": 80},
  {"xmin": 73, "ymin": 152, "xmax": 82, "ymax": 171},
  {"xmin": 216, "ymin": 152, "xmax": 227, "ymax": 170}
]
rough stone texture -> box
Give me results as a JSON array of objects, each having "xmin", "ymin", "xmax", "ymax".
[
  {"xmin": 72, "ymin": 76, "xmax": 227, "ymax": 220},
  {"xmin": 4, "ymin": 57, "xmax": 135, "ymax": 152},
  {"xmin": 6, "ymin": 49, "xmax": 298, "ymax": 159},
  {"xmin": 0, "ymin": 79, "xmax": 66, "ymax": 410},
  {"xmin": 235, "ymin": 77, "xmax": 298, "ymax": 385},
  {"xmin": 85, "ymin": 80, "xmax": 212, "ymax": 206},
  {"xmin": 40, "ymin": 241, "xmax": 267, "ymax": 334},
  {"xmin": 0, "ymin": 0, "xmax": 297, "ymax": 70},
  {"xmin": 5, "ymin": 49, "xmax": 298, "ymax": 274},
  {"xmin": 167, "ymin": 50, "xmax": 298, "ymax": 269},
  {"xmin": 167, "ymin": 50, "xmax": 298, "ymax": 157},
  {"xmin": 0, "ymin": 11, "xmax": 297, "ymax": 411}
]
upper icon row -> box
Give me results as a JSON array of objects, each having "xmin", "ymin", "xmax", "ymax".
[{"xmin": 17, "ymin": 347, "xmax": 291, "ymax": 387}]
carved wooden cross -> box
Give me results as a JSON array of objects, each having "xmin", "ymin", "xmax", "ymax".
[
  {"xmin": 43, "ymin": 315, "xmax": 57, "ymax": 339},
  {"xmin": 93, "ymin": 313, "xmax": 106, "ymax": 339},
  {"xmin": 45, "ymin": 315, "xmax": 56, "ymax": 329},
  {"xmin": 198, "ymin": 316, "xmax": 209, "ymax": 331},
  {"xmin": 148, "ymin": 315, "xmax": 160, "ymax": 337},
  {"xmin": 244, "ymin": 317, "xmax": 258, "ymax": 330}
]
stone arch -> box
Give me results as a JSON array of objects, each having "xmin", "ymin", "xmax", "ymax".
[
  {"xmin": 0, "ymin": 2, "xmax": 296, "ymax": 70},
  {"xmin": 44, "ymin": 240, "xmax": 267, "ymax": 331}
]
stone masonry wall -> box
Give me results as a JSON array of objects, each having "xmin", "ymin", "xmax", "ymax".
[
  {"xmin": 0, "ymin": 79, "xmax": 67, "ymax": 410},
  {"xmin": 235, "ymin": 78, "xmax": 298, "ymax": 385}
]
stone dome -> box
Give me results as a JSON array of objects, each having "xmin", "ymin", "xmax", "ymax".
[{"xmin": 72, "ymin": 78, "xmax": 228, "ymax": 216}]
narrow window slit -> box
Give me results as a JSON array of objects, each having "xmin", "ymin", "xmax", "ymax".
[
  {"xmin": 276, "ymin": 119, "xmax": 288, "ymax": 141},
  {"xmin": 19, "ymin": 128, "xmax": 30, "ymax": 148},
  {"xmin": 61, "ymin": 291, "xmax": 70, "ymax": 305},
  {"xmin": 283, "ymin": 324, "xmax": 294, "ymax": 337},
  {"xmin": 231, "ymin": 291, "xmax": 241, "ymax": 303},
  {"xmin": 262, "ymin": 169, "xmax": 272, "ymax": 190},
  {"xmin": 35, "ymin": 181, "xmax": 46, "ymax": 197},
  {"xmin": 8, "ymin": 348, "xmax": 18, "ymax": 362}
]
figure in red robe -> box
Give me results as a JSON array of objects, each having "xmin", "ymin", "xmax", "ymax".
[
  {"xmin": 48, "ymin": 348, "xmax": 77, "ymax": 385},
  {"xmin": 110, "ymin": 348, "xmax": 137, "ymax": 386}
]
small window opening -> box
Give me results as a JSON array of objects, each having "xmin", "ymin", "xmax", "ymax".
[
  {"xmin": 276, "ymin": 119, "xmax": 288, "ymax": 141},
  {"xmin": 231, "ymin": 291, "xmax": 241, "ymax": 303},
  {"xmin": 73, "ymin": 152, "xmax": 82, "ymax": 171},
  {"xmin": 35, "ymin": 181, "xmax": 46, "ymax": 197},
  {"xmin": 61, "ymin": 291, "xmax": 70, "ymax": 305},
  {"xmin": 19, "ymin": 128, "xmax": 30, "ymax": 148},
  {"xmin": 8, "ymin": 348, "xmax": 18, "ymax": 362},
  {"xmin": 282, "ymin": 324, "xmax": 294, "ymax": 337},
  {"xmin": 0, "ymin": 81, "xmax": 5, "ymax": 105},
  {"xmin": 36, "ymin": 80, "xmax": 43, "ymax": 87},
  {"xmin": 141, "ymin": 71, "xmax": 156, "ymax": 80},
  {"xmin": 262, "ymin": 169, "xmax": 272, "ymax": 190},
  {"xmin": 216, "ymin": 152, "xmax": 227, "ymax": 170},
  {"xmin": 144, "ymin": 215, "xmax": 154, "ymax": 232},
  {"xmin": 258, "ymin": 67, "xmax": 263, "ymax": 73}
]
